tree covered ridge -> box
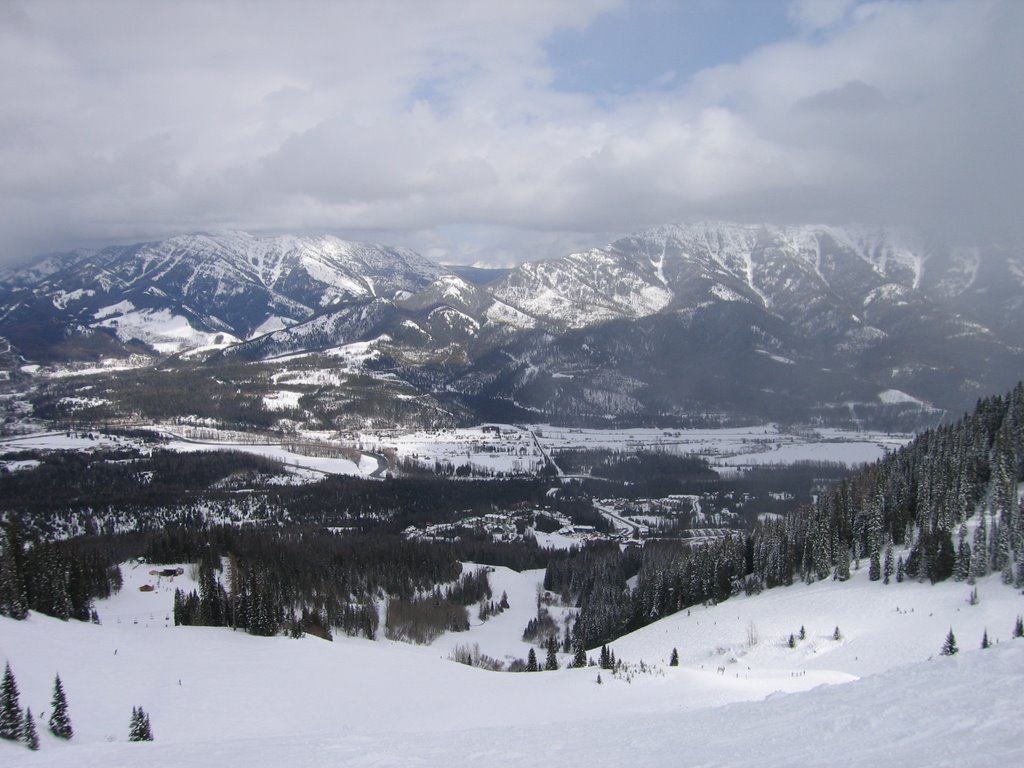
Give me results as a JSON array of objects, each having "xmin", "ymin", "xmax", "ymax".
[
  {"xmin": 790, "ymin": 381, "xmax": 1023, "ymax": 586},
  {"xmin": 560, "ymin": 382, "xmax": 1024, "ymax": 648}
]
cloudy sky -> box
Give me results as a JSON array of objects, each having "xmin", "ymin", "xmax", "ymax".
[{"xmin": 0, "ymin": 0, "xmax": 1020, "ymax": 266}]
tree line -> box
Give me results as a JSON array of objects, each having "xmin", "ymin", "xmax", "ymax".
[{"xmin": 551, "ymin": 382, "xmax": 1024, "ymax": 647}]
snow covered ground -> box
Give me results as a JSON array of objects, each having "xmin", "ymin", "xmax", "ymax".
[
  {"xmin": 2, "ymin": 555, "xmax": 1021, "ymax": 767},
  {"xmin": 533, "ymin": 424, "xmax": 909, "ymax": 469},
  {"xmin": 0, "ymin": 421, "xmax": 909, "ymax": 485},
  {"xmin": 348, "ymin": 423, "xmax": 909, "ymax": 477},
  {"xmin": 0, "ymin": 429, "xmax": 380, "ymax": 482}
]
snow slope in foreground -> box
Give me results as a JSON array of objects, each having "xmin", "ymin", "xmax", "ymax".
[{"xmin": 1, "ymin": 563, "xmax": 1021, "ymax": 767}]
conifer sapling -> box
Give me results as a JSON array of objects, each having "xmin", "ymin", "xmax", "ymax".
[
  {"xmin": 48, "ymin": 673, "xmax": 73, "ymax": 739},
  {"xmin": 22, "ymin": 707, "xmax": 39, "ymax": 751},
  {"xmin": 940, "ymin": 628, "xmax": 958, "ymax": 656},
  {"xmin": 0, "ymin": 662, "xmax": 22, "ymax": 741}
]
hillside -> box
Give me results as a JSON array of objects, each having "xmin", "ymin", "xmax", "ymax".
[{"xmin": 1, "ymin": 559, "xmax": 1020, "ymax": 766}]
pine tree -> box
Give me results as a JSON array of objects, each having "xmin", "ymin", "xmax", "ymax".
[
  {"xmin": 22, "ymin": 707, "xmax": 39, "ymax": 751},
  {"xmin": 0, "ymin": 525, "xmax": 28, "ymax": 620},
  {"xmin": 981, "ymin": 629, "xmax": 991, "ymax": 649},
  {"xmin": 953, "ymin": 524, "xmax": 970, "ymax": 581},
  {"xmin": 883, "ymin": 544, "xmax": 894, "ymax": 585},
  {"xmin": 0, "ymin": 662, "xmax": 22, "ymax": 741},
  {"xmin": 833, "ymin": 626, "xmax": 842, "ymax": 641},
  {"xmin": 669, "ymin": 647, "xmax": 679, "ymax": 666},
  {"xmin": 545, "ymin": 637, "xmax": 558, "ymax": 671},
  {"xmin": 48, "ymin": 673, "xmax": 73, "ymax": 739},
  {"xmin": 526, "ymin": 648, "xmax": 538, "ymax": 672},
  {"xmin": 572, "ymin": 641, "xmax": 587, "ymax": 669},
  {"xmin": 798, "ymin": 625, "xmax": 806, "ymax": 641},
  {"xmin": 940, "ymin": 628, "xmax": 958, "ymax": 656},
  {"xmin": 129, "ymin": 706, "xmax": 154, "ymax": 741},
  {"xmin": 896, "ymin": 556, "xmax": 905, "ymax": 583},
  {"xmin": 788, "ymin": 633, "xmax": 796, "ymax": 648},
  {"xmin": 970, "ymin": 518, "xmax": 988, "ymax": 580},
  {"xmin": 1013, "ymin": 615, "xmax": 1024, "ymax": 638}
]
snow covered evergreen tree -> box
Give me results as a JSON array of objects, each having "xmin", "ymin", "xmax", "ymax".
[
  {"xmin": 526, "ymin": 648, "xmax": 538, "ymax": 672},
  {"xmin": 669, "ymin": 647, "xmax": 679, "ymax": 666},
  {"xmin": 0, "ymin": 662, "xmax": 22, "ymax": 741},
  {"xmin": 572, "ymin": 641, "xmax": 587, "ymax": 669},
  {"xmin": 129, "ymin": 706, "xmax": 154, "ymax": 741},
  {"xmin": 48, "ymin": 673, "xmax": 72, "ymax": 739},
  {"xmin": 545, "ymin": 637, "xmax": 558, "ymax": 671},
  {"xmin": 22, "ymin": 707, "xmax": 39, "ymax": 751},
  {"xmin": 981, "ymin": 629, "xmax": 991, "ymax": 649},
  {"xmin": 0, "ymin": 523, "xmax": 28, "ymax": 620},
  {"xmin": 940, "ymin": 629, "xmax": 958, "ymax": 656}
]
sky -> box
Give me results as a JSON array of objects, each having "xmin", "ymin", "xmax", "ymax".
[{"xmin": 0, "ymin": 0, "xmax": 1021, "ymax": 266}]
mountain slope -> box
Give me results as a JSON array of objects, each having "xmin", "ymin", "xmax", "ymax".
[
  {"xmin": 3, "ymin": 224, "xmax": 1021, "ymax": 425},
  {"xmin": 0, "ymin": 232, "xmax": 445, "ymax": 358},
  {"xmin": 1, "ymin": 564, "xmax": 1020, "ymax": 767}
]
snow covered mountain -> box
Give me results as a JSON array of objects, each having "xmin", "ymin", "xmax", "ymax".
[
  {"xmin": 0, "ymin": 232, "xmax": 444, "ymax": 357},
  {"xmin": 2, "ymin": 224, "xmax": 1021, "ymax": 425}
]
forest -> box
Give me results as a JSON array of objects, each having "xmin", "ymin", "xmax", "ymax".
[{"xmin": 2, "ymin": 382, "xmax": 1021, "ymax": 654}]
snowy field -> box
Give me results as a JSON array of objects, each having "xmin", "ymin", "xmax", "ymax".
[
  {"xmin": 2, "ymin": 555, "xmax": 1021, "ymax": 767},
  {"xmin": 0, "ymin": 429, "xmax": 380, "ymax": 481},
  {"xmin": 0, "ymin": 420, "xmax": 910, "ymax": 484},
  {"xmin": 355, "ymin": 424, "xmax": 548, "ymax": 475},
  {"xmin": 350, "ymin": 423, "xmax": 910, "ymax": 477},
  {"xmin": 533, "ymin": 424, "xmax": 910, "ymax": 469}
]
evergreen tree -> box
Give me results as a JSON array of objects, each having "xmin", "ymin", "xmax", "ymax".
[
  {"xmin": 834, "ymin": 550, "xmax": 851, "ymax": 582},
  {"xmin": 669, "ymin": 647, "xmax": 679, "ymax": 666},
  {"xmin": 0, "ymin": 662, "xmax": 22, "ymax": 740},
  {"xmin": 1013, "ymin": 615, "xmax": 1024, "ymax": 638},
  {"xmin": 883, "ymin": 544, "xmax": 894, "ymax": 585},
  {"xmin": 0, "ymin": 530, "xmax": 28, "ymax": 620},
  {"xmin": 970, "ymin": 518, "xmax": 988, "ymax": 580},
  {"xmin": 953, "ymin": 525, "xmax": 971, "ymax": 582},
  {"xmin": 981, "ymin": 629, "xmax": 991, "ymax": 649},
  {"xmin": 129, "ymin": 706, "xmax": 154, "ymax": 741},
  {"xmin": 940, "ymin": 628, "xmax": 958, "ymax": 656},
  {"xmin": 545, "ymin": 637, "xmax": 558, "ymax": 671},
  {"xmin": 48, "ymin": 673, "xmax": 73, "ymax": 739},
  {"xmin": 896, "ymin": 556, "xmax": 905, "ymax": 583},
  {"xmin": 867, "ymin": 497, "xmax": 883, "ymax": 581},
  {"xmin": 22, "ymin": 707, "xmax": 39, "ymax": 751},
  {"xmin": 572, "ymin": 641, "xmax": 587, "ymax": 669},
  {"xmin": 526, "ymin": 648, "xmax": 538, "ymax": 672},
  {"xmin": 788, "ymin": 633, "xmax": 796, "ymax": 648},
  {"xmin": 798, "ymin": 625, "xmax": 806, "ymax": 641},
  {"xmin": 833, "ymin": 626, "xmax": 842, "ymax": 641}
]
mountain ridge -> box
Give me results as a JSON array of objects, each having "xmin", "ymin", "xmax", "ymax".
[{"xmin": 2, "ymin": 223, "xmax": 1021, "ymax": 426}]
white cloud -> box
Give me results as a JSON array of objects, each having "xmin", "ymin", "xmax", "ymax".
[{"xmin": 0, "ymin": 0, "xmax": 1019, "ymax": 265}]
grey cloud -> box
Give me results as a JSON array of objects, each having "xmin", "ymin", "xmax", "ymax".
[
  {"xmin": 0, "ymin": 0, "xmax": 1020, "ymax": 267},
  {"xmin": 794, "ymin": 80, "xmax": 888, "ymax": 113}
]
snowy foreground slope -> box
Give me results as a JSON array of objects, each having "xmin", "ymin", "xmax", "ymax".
[{"xmin": 1, "ymin": 563, "xmax": 1022, "ymax": 767}]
